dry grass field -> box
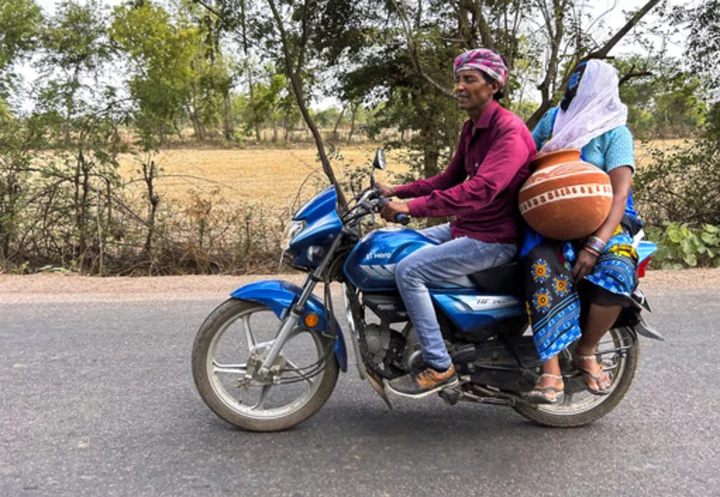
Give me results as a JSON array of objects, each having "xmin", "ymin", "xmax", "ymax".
[
  {"xmin": 118, "ymin": 146, "xmax": 409, "ymax": 213},
  {"xmin": 117, "ymin": 139, "xmax": 683, "ymax": 213},
  {"xmin": 635, "ymin": 138, "xmax": 688, "ymax": 168}
]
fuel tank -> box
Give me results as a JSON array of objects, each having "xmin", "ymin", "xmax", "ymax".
[{"xmin": 343, "ymin": 227, "xmax": 436, "ymax": 292}]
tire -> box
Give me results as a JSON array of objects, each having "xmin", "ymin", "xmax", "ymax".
[
  {"xmin": 512, "ymin": 328, "xmax": 639, "ymax": 428},
  {"xmin": 192, "ymin": 299, "xmax": 339, "ymax": 432}
]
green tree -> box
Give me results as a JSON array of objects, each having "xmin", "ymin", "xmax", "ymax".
[
  {"xmin": 0, "ymin": 0, "xmax": 42, "ymax": 96},
  {"xmin": 37, "ymin": 0, "xmax": 111, "ymax": 145},
  {"xmin": 672, "ymin": 0, "xmax": 720, "ymax": 137},
  {"xmin": 312, "ymin": 106, "xmax": 341, "ymax": 128},
  {"xmin": 614, "ymin": 55, "xmax": 708, "ymax": 139},
  {"xmin": 633, "ymin": 0, "xmax": 720, "ymax": 230},
  {"xmin": 248, "ymin": 71, "xmax": 285, "ymax": 142},
  {"xmin": 111, "ymin": 0, "xmax": 199, "ymax": 146},
  {"xmin": 31, "ymin": 0, "xmax": 126, "ymax": 272},
  {"xmin": 112, "ymin": 0, "xmax": 239, "ymax": 144},
  {"xmin": 653, "ymin": 75, "xmax": 707, "ymax": 138},
  {"xmin": 195, "ymin": 0, "xmax": 348, "ymax": 205},
  {"xmin": 297, "ymin": 0, "xmax": 663, "ymax": 187}
]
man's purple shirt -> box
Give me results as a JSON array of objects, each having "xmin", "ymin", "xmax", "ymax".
[{"xmin": 394, "ymin": 100, "xmax": 536, "ymax": 244}]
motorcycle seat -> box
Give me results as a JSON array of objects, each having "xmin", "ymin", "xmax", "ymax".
[{"xmin": 469, "ymin": 260, "xmax": 523, "ymax": 297}]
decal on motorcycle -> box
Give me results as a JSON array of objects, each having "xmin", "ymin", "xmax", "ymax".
[
  {"xmin": 453, "ymin": 295, "xmax": 521, "ymax": 312},
  {"xmin": 364, "ymin": 252, "xmax": 392, "ymax": 260},
  {"xmin": 359, "ymin": 264, "xmax": 397, "ymax": 278}
]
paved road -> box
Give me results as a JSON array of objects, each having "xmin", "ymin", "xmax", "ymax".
[{"xmin": 2, "ymin": 286, "xmax": 719, "ymax": 497}]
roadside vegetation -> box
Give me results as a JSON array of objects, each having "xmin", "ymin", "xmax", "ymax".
[{"xmin": 0, "ymin": 0, "xmax": 718, "ymax": 275}]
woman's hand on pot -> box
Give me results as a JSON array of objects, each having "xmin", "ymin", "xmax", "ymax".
[{"xmin": 573, "ymin": 249, "xmax": 599, "ymax": 283}]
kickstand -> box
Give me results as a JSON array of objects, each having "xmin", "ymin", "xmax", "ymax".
[{"xmin": 365, "ymin": 370, "xmax": 394, "ymax": 410}]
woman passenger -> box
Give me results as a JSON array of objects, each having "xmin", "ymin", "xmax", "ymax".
[{"xmin": 523, "ymin": 59, "xmax": 643, "ymax": 404}]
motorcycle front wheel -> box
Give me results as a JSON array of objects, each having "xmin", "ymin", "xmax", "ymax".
[
  {"xmin": 513, "ymin": 327, "xmax": 639, "ymax": 428},
  {"xmin": 192, "ymin": 299, "xmax": 339, "ymax": 432}
]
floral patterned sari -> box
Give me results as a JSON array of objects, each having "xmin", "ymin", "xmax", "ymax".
[{"xmin": 523, "ymin": 223, "xmax": 639, "ymax": 362}]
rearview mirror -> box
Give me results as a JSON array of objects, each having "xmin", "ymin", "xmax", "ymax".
[{"xmin": 372, "ymin": 149, "xmax": 386, "ymax": 170}]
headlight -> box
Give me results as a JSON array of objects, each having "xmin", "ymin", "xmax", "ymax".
[
  {"xmin": 282, "ymin": 220, "xmax": 305, "ymax": 251},
  {"xmin": 306, "ymin": 245, "xmax": 326, "ymax": 262}
]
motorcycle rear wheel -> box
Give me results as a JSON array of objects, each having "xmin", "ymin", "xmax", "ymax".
[
  {"xmin": 192, "ymin": 299, "xmax": 339, "ymax": 432},
  {"xmin": 513, "ymin": 327, "xmax": 639, "ymax": 428}
]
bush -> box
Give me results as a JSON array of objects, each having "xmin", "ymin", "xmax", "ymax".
[
  {"xmin": 646, "ymin": 222, "xmax": 720, "ymax": 269},
  {"xmin": 634, "ymin": 136, "xmax": 720, "ymax": 227}
]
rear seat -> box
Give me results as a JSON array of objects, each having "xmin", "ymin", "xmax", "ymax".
[{"xmin": 468, "ymin": 261, "xmax": 524, "ymax": 297}]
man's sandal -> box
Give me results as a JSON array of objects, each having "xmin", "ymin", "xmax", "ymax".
[
  {"xmin": 573, "ymin": 353, "xmax": 612, "ymax": 395},
  {"xmin": 525, "ymin": 374, "xmax": 565, "ymax": 405}
]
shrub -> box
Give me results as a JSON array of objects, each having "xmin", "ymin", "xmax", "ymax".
[
  {"xmin": 646, "ymin": 222, "xmax": 720, "ymax": 269},
  {"xmin": 634, "ymin": 136, "xmax": 720, "ymax": 227}
]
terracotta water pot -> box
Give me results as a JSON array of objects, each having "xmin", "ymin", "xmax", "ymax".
[{"xmin": 518, "ymin": 149, "xmax": 612, "ymax": 240}]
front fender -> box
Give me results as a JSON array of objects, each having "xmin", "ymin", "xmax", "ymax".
[{"xmin": 230, "ymin": 280, "xmax": 347, "ymax": 372}]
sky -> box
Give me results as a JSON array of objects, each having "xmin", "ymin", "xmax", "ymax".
[{"xmin": 19, "ymin": 0, "xmax": 691, "ymax": 111}]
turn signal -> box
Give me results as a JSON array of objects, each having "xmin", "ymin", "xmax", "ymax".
[{"xmin": 304, "ymin": 313, "xmax": 320, "ymax": 328}]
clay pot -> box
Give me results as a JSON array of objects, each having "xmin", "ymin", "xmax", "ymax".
[{"xmin": 518, "ymin": 149, "xmax": 612, "ymax": 240}]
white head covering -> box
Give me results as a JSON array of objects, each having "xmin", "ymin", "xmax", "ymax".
[{"xmin": 540, "ymin": 59, "xmax": 628, "ymax": 154}]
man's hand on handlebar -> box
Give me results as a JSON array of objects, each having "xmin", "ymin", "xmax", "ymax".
[
  {"xmin": 375, "ymin": 182, "xmax": 396, "ymax": 198},
  {"xmin": 381, "ymin": 201, "xmax": 410, "ymax": 224}
]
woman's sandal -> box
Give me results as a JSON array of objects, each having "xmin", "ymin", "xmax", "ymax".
[
  {"xmin": 573, "ymin": 352, "xmax": 612, "ymax": 396},
  {"xmin": 526, "ymin": 374, "xmax": 565, "ymax": 405}
]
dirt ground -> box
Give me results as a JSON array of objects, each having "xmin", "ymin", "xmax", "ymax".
[{"xmin": 1, "ymin": 268, "xmax": 718, "ymax": 304}]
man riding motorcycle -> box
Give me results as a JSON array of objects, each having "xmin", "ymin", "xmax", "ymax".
[{"xmin": 377, "ymin": 49, "xmax": 536, "ymax": 398}]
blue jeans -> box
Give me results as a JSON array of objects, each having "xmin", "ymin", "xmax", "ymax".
[{"xmin": 395, "ymin": 224, "xmax": 517, "ymax": 370}]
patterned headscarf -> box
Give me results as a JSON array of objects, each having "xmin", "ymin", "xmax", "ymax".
[{"xmin": 453, "ymin": 49, "xmax": 508, "ymax": 86}]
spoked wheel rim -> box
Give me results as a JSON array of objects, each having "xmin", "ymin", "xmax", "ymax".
[
  {"xmin": 206, "ymin": 305, "xmax": 332, "ymax": 421},
  {"xmin": 536, "ymin": 327, "xmax": 632, "ymax": 416}
]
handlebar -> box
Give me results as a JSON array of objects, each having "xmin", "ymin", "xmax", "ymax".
[
  {"xmin": 376, "ymin": 195, "xmax": 410, "ymax": 225},
  {"xmin": 344, "ymin": 187, "xmax": 411, "ymax": 226},
  {"xmin": 395, "ymin": 213, "xmax": 410, "ymax": 225}
]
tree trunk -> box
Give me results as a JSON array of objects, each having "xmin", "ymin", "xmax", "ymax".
[
  {"xmin": 423, "ymin": 149, "xmax": 439, "ymax": 178},
  {"xmin": 189, "ymin": 80, "xmax": 205, "ymax": 142},
  {"xmin": 192, "ymin": 113, "xmax": 205, "ymax": 141},
  {"xmin": 267, "ymin": 0, "xmax": 347, "ymax": 209},
  {"xmin": 158, "ymin": 122, "xmax": 166, "ymax": 146},
  {"xmin": 526, "ymin": 0, "xmax": 661, "ymax": 129},
  {"xmin": 0, "ymin": 168, "xmax": 18, "ymax": 261},
  {"xmin": 240, "ymin": 0, "xmax": 260, "ymax": 143},
  {"xmin": 74, "ymin": 149, "xmax": 90, "ymax": 272},
  {"xmin": 347, "ymin": 104, "xmax": 358, "ymax": 145},
  {"xmin": 250, "ymin": 83, "xmax": 260, "ymax": 142},
  {"xmin": 223, "ymin": 86, "xmax": 234, "ymax": 141},
  {"xmin": 72, "ymin": 154, "xmax": 81, "ymax": 263},
  {"xmin": 143, "ymin": 158, "xmax": 160, "ymax": 257},
  {"xmin": 423, "ymin": 147, "xmax": 443, "ymax": 227},
  {"xmin": 64, "ymin": 121, "xmax": 71, "ymax": 147},
  {"xmin": 332, "ymin": 104, "xmax": 346, "ymax": 141},
  {"xmin": 458, "ymin": 0, "xmax": 472, "ymax": 49},
  {"xmin": 526, "ymin": 0, "xmax": 566, "ymax": 130}
]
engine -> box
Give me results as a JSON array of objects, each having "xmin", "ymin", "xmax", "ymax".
[{"xmin": 363, "ymin": 323, "xmax": 406, "ymax": 374}]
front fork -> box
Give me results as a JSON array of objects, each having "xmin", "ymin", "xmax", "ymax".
[{"xmin": 256, "ymin": 233, "xmax": 345, "ymax": 378}]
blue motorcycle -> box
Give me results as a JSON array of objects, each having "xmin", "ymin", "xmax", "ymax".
[{"xmin": 192, "ymin": 150, "xmax": 662, "ymax": 431}]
